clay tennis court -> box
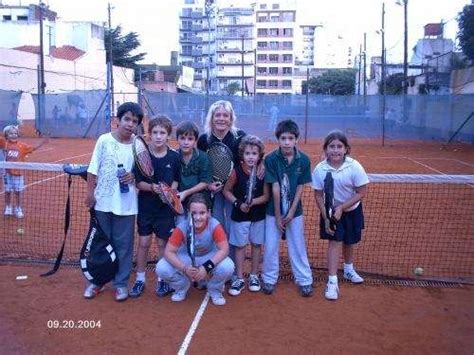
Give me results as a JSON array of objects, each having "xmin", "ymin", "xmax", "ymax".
[{"xmin": 1, "ymin": 131, "xmax": 474, "ymax": 354}]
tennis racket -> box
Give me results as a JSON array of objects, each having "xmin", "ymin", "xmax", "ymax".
[
  {"xmin": 280, "ymin": 173, "xmax": 291, "ymax": 240},
  {"xmin": 323, "ymin": 171, "xmax": 337, "ymax": 231},
  {"xmin": 245, "ymin": 165, "xmax": 257, "ymax": 205},
  {"xmin": 156, "ymin": 181, "xmax": 184, "ymax": 215},
  {"xmin": 208, "ymin": 142, "xmax": 234, "ymax": 187},
  {"xmin": 132, "ymin": 136, "xmax": 184, "ymax": 215},
  {"xmin": 185, "ymin": 213, "xmax": 198, "ymax": 286}
]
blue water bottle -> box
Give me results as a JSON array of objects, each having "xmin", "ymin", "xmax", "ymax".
[{"xmin": 117, "ymin": 164, "xmax": 129, "ymax": 193}]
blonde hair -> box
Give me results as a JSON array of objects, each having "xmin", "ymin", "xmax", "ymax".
[
  {"xmin": 204, "ymin": 100, "xmax": 238, "ymax": 138},
  {"xmin": 3, "ymin": 125, "xmax": 18, "ymax": 138}
]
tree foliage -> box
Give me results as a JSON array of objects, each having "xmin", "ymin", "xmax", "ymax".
[
  {"xmin": 104, "ymin": 26, "xmax": 146, "ymax": 69},
  {"xmin": 226, "ymin": 81, "xmax": 240, "ymax": 95},
  {"xmin": 457, "ymin": 4, "xmax": 474, "ymax": 61},
  {"xmin": 303, "ymin": 69, "xmax": 356, "ymax": 95},
  {"xmin": 381, "ymin": 73, "xmax": 405, "ymax": 95}
]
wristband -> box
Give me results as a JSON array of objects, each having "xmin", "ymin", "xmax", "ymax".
[
  {"xmin": 233, "ymin": 199, "xmax": 242, "ymax": 209},
  {"xmin": 202, "ymin": 260, "xmax": 215, "ymax": 274}
]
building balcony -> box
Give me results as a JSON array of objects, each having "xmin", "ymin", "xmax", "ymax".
[
  {"xmin": 192, "ymin": 24, "xmax": 203, "ymax": 31},
  {"xmin": 192, "ymin": 49, "xmax": 203, "ymax": 56},
  {"xmin": 191, "ymin": 36, "xmax": 203, "ymax": 44},
  {"xmin": 217, "ymin": 61, "xmax": 254, "ymax": 66},
  {"xmin": 191, "ymin": 11, "xmax": 203, "ymax": 19}
]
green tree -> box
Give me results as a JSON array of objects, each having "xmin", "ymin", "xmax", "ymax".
[
  {"xmin": 105, "ymin": 25, "xmax": 146, "ymax": 69},
  {"xmin": 303, "ymin": 69, "xmax": 356, "ymax": 95},
  {"xmin": 457, "ymin": 4, "xmax": 474, "ymax": 61},
  {"xmin": 381, "ymin": 73, "xmax": 405, "ymax": 95},
  {"xmin": 226, "ymin": 81, "xmax": 240, "ymax": 95}
]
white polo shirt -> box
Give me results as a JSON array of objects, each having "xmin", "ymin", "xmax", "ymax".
[{"xmin": 311, "ymin": 157, "xmax": 369, "ymax": 211}]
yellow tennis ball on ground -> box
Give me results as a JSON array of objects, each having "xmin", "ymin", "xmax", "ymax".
[
  {"xmin": 414, "ymin": 267, "xmax": 423, "ymax": 276},
  {"xmin": 17, "ymin": 228, "xmax": 25, "ymax": 235}
]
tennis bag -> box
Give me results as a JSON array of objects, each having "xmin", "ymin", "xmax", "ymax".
[{"xmin": 79, "ymin": 209, "xmax": 118, "ymax": 285}]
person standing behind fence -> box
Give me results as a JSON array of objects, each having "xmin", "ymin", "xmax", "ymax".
[
  {"xmin": 1, "ymin": 125, "xmax": 48, "ymax": 219},
  {"xmin": 84, "ymin": 102, "xmax": 143, "ymax": 302},
  {"xmin": 311, "ymin": 130, "xmax": 369, "ymax": 301},
  {"xmin": 268, "ymin": 103, "xmax": 280, "ymax": 134}
]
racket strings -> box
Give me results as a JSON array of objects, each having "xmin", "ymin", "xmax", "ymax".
[{"xmin": 208, "ymin": 144, "xmax": 233, "ymax": 183}]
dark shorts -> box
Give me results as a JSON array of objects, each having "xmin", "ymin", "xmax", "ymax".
[
  {"xmin": 137, "ymin": 213, "xmax": 175, "ymax": 240},
  {"xmin": 319, "ymin": 203, "xmax": 365, "ymax": 245}
]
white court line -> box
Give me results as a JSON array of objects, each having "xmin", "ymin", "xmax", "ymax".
[
  {"xmin": 52, "ymin": 152, "xmax": 92, "ymax": 163},
  {"xmin": 177, "ymin": 293, "xmax": 210, "ymax": 355},
  {"xmin": 358, "ymin": 155, "xmax": 474, "ymax": 168},
  {"xmin": 406, "ymin": 158, "xmax": 446, "ymax": 175}
]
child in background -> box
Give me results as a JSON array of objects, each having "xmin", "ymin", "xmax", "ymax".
[
  {"xmin": 156, "ymin": 193, "xmax": 234, "ymax": 306},
  {"xmin": 223, "ymin": 135, "xmax": 269, "ymax": 295},
  {"xmin": 262, "ymin": 120, "xmax": 314, "ymax": 297},
  {"xmin": 129, "ymin": 116, "xmax": 181, "ymax": 299},
  {"xmin": 312, "ymin": 130, "xmax": 369, "ymax": 301},
  {"xmin": 175, "ymin": 121, "xmax": 211, "ymax": 226},
  {"xmin": 1, "ymin": 125, "xmax": 48, "ymax": 218}
]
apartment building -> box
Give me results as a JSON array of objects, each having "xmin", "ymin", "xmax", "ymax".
[
  {"xmin": 255, "ymin": 0, "xmax": 296, "ymax": 94},
  {"xmin": 216, "ymin": 6, "xmax": 255, "ymax": 95},
  {"xmin": 178, "ymin": 0, "xmax": 217, "ymax": 92}
]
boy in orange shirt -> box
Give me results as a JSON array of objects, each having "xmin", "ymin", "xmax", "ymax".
[{"xmin": 1, "ymin": 125, "xmax": 47, "ymax": 218}]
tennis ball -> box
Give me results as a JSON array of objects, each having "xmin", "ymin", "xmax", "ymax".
[
  {"xmin": 17, "ymin": 228, "xmax": 25, "ymax": 235},
  {"xmin": 414, "ymin": 267, "xmax": 423, "ymax": 276}
]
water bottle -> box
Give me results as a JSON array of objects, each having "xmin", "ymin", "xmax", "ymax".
[{"xmin": 117, "ymin": 164, "xmax": 129, "ymax": 193}]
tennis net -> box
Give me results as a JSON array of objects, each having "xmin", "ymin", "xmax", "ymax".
[{"xmin": 1, "ymin": 162, "xmax": 473, "ymax": 283}]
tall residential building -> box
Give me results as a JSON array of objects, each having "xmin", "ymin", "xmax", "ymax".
[
  {"xmin": 216, "ymin": 6, "xmax": 255, "ymax": 95},
  {"xmin": 178, "ymin": 0, "xmax": 217, "ymax": 92},
  {"xmin": 255, "ymin": 0, "xmax": 297, "ymax": 94},
  {"xmin": 293, "ymin": 24, "xmax": 319, "ymax": 94}
]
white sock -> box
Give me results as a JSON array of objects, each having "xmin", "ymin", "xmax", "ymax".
[
  {"xmin": 328, "ymin": 275, "xmax": 338, "ymax": 284},
  {"xmin": 344, "ymin": 263, "xmax": 354, "ymax": 273},
  {"xmin": 136, "ymin": 272, "xmax": 146, "ymax": 282}
]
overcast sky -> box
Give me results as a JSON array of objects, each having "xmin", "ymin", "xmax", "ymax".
[{"xmin": 5, "ymin": 0, "xmax": 471, "ymax": 66}]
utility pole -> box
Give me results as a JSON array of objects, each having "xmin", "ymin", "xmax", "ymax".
[
  {"xmin": 381, "ymin": 2, "xmax": 386, "ymax": 146},
  {"xmin": 253, "ymin": 49, "xmax": 256, "ymax": 96},
  {"xmin": 357, "ymin": 44, "xmax": 362, "ymax": 95},
  {"xmin": 304, "ymin": 67, "xmax": 309, "ymax": 143},
  {"xmin": 363, "ymin": 32, "xmax": 367, "ymax": 96},
  {"xmin": 403, "ymin": 0, "xmax": 408, "ymax": 94},
  {"xmin": 241, "ymin": 35, "xmax": 245, "ymax": 97},
  {"xmin": 38, "ymin": 2, "xmax": 46, "ymax": 135},
  {"xmin": 108, "ymin": 3, "xmax": 115, "ymax": 115}
]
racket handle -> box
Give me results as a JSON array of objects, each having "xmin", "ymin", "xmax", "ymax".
[{"xmin": 281, "ymin": 231, "xmax": 286, "ymax": 240}]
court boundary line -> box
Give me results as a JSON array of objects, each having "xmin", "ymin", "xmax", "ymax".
[
  {"xmin": 406, "ymin": 157, "xmax": 446, "ymax": 175},
  {"xmin": 177, "ymin": 293, "xmax": 210, "ymax": 355}
]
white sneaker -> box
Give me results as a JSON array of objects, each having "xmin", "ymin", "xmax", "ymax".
[
  {"xmin": 325, "ymin": 282, "xmax": 339, "ymax": 301},
  {"xmin": 15, "ymin": 207, "xmax": 24, "ymax": 219},
  {"xmin": 344, "ymin": 270, "xmax": 364, "ymax": 284},
  {"xmin": 83, "ymin": 284, "xmax": 104, "ymax": 299},
  {"xmin": 171, "ymin": 289, "xmax": 187, "ymax": 302},
  {"xmin": 210, "ymin": 292, "xmax": 226, "ymax": 306},
  {"xmin": 4, "ymin": 205, "xmax": 13, "ymax": 216}
]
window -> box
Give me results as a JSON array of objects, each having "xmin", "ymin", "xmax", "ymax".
[
  {"xmin": 272, "ymin": 4, "xmax": 280, "ymax": 9},
  {"xmin": 17, "ymin": 15, "xmax": 28, "ymax": 21},
  {"xmin": 257, "ymin": 16, "xmax": 267, "ymax": 22},
  {"xmin": 182, "ymin": 20, "xmax": 192, "ymax": 30},
  {"xmin": 269, "ymin": 28, "xmax": 278, "ymax": 36},
  {"xmin": 257, "ymin": 67, "xmax": 267, "ymax": 74},
  {"xmin": 282, "ymin": 12, "xmax": 294, "ymax": 22},
  {"xmin": 282, "ymin": 41, "xmax": 293, "ymax": 50},
  {"xmin": 258, "ymin": 28, "xmax": 268, "ymax": 36},
  {"xmin": 260, "ymin": 4, "xmax": 267, "ymax": 9},
  {"xmin": 182, "ymin": 8, "xmax": 192, "ymax": 17},
  {"xmin": 269, "ymin": 80, "xmax": 278, "ymax": 87},
  {"xmin": 185, "ymin": 0, "xmax": 195, "ymax": 4},
  {"xmin": 269, "ymin": 41, "xmax": 278, "ymax": 50},
  {"xmin": 257, "ymin": 41, "xmax": 268, "ymax": 49},
  {"xmin": 269, "ymin": 67, "xmax": 278, "ymax": 74},
  {"xmin": 257, "ymin": 80, "xmax": 267, "ymax": 87},
  {"xmin": 3, "ymin": 15, "xmax": 12, "ymax": 21},
  {"xmin": 283, "ymin": 67, "xmax": 292, "ymax": 74},
  {"xmin": 257, "ymin": 54, "xmax": 267, "ymax": 62},
  {"xmin": 283, "ymin": 54, "xmax": 292, "ymax": 62},
  {"xmin": 270, "ymin": 15, "xmax": 279, "ymax": 22},
  {"xmin": 91, "ymin": 24, "xmax": 104, "ymax": 39},
  {"xmin": 282, "ymin": 80, "xmax": 292, "ymax": 87},
  {"xmin": 283, "ymin": 28, "xmax": 293, "ymax": 36},
  {"xmin": 269, "ymin": 54, "xmax": 279, "ymax": 62}
]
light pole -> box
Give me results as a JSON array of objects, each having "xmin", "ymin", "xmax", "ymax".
[
  {"xmin": 241, "ymin": 35, "xmax": 245, "ymax": 97},
  {"xmin": 205, "ymin": 0, "xmax": 214, "ymax": 95},
  {"xmin": 38, "ymin": 2, "xmax": 46, "ymax": 135},
  {"xmin": 108, "ymin": 3, "xmax": 115, "ymax": 114},
  {"xmin": 381, "ymin": 3, "xmax": 386, "ymax": 146}
]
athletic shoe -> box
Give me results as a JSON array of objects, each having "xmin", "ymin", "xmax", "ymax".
[
  {"xmin": 228, "ymin": 278, "xmax": 245, "ymax": 296},
  {"xmin": 171, "ymin": 289, "xmax": 187, "ymax": 302},
  {"xmin": 115, "ymin": 287, "xmax": 129, "ymax": 302},
  {"xmin": 4, "ymin": 205, "xmax": 12, "ymax": 216},
  {"xmin": 344, "ymin": 270, "xmax": 364, "ymax": 284},
  {"xmin": 248, "ymin": 274, "xmax": 261, "ymax": 292},
  {"xmin": 156, "ymin": 280, "xmax": 173, "ymax": 297},
  {"xmin": 129, "ymin": 280, "xmax": 145, "ymax": 298},
  {"xmin": 15, "ymin": 207, "xmax": 24, "ymax": 219},
  {"xmin": 299, "ymin": 284, "xmax": 314, "ymax": 297},
  {"xmin": 83, "ymin": 284, "xmax": 104, "ymax": 299},
  {"xmin": 262, "ymin": 282, "xmax": 275, "ymax": 295},
  {"xmin": 325, "ymin": 282, "xmax": 339, "ymax": 301},
  {"xmin": 210, "ymin": 293, "xmax": 226, "ymax": 306}
]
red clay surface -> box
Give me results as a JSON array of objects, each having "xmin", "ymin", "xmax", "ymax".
[{"xmin": 1, "ymin": 131, "xmax": 474, "ymax": 354}]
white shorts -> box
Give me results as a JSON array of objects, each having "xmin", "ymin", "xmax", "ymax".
[
  {"xmin": 229, "ymin": 219, "xmax": 265, "ymax": 247},
  {"xmin": 4, "ymin": 174, "xmax": 24, "ymax": 192}
]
